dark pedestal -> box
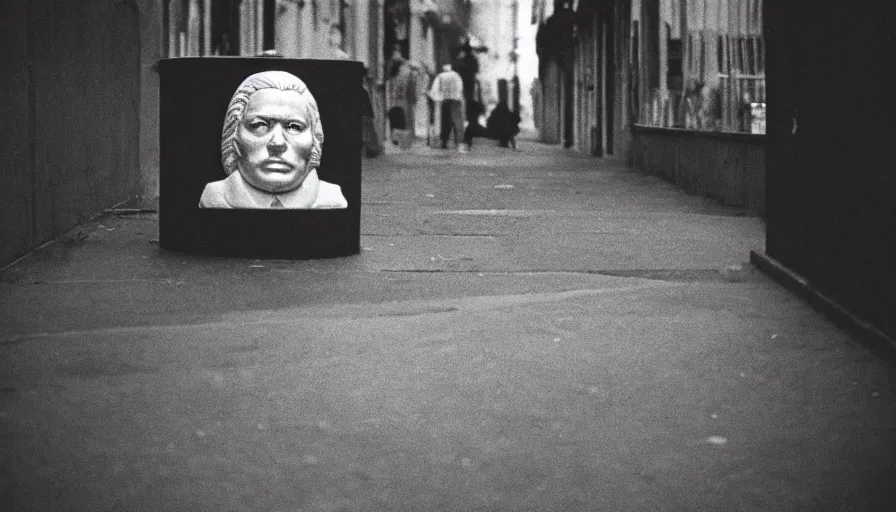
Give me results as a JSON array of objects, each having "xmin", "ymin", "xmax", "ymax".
[{"xmin": 158, "ymin": 57, "xmax": 364, "ymax": 259}]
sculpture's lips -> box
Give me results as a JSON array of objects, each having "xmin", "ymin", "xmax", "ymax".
[{"xmin": 261, "ymin": 160, "xmax": 294, "ymax": 171}]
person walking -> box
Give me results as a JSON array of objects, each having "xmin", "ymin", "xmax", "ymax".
[
  {"xmin": 452, "ymin": 39, "xmax": 480, "ymax": 148},
  {"xmin": 386, "ymin": 46, "xmax": 417, "ymax": 147},
  {"xmin": 463, "ymin": 77, "xmax": 485, "ymax": 148},
  {"xmin": 428, "ymin": 64, "xmax": 466, "ymax": 152}
]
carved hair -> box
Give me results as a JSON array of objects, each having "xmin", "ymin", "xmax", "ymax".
[{"xmin": 221, "ymin": 70, "xmax": 323, "ymax": 176}]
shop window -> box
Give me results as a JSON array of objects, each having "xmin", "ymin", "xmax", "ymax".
[{"xmin": 630, "ymin": 0, "xmax": 765, "ymax": 133}]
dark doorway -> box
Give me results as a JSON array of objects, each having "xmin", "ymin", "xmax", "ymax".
[
  {"xmin": 764, "ymin": 0, "xmax": 896, "ymax": 340},
  {"xmin": 263, "ymin": 0, "xmax": 274, "ymax": 51},
  {"xmin": 384, "ymin": 0, "xmax": 410, "ymax": 61},
  {"xmin": 211, "ymin": 0, "xmax": 240, "ymax": 55}
]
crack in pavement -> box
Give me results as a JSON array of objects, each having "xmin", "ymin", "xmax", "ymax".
[
  {"xmin": 377, "ymin": 268, "xmax": 758, "ymax": 283},
  {"xmin": 2, "ymin": 268, "xmax": 756, "ymax": 284},
  {"xmin": 0, "ymin": 282, "xmax": 684, "ymax": 344},
  {"xmin": 362, "ymin": 233, "xmax": 504, "ymax": 237}
]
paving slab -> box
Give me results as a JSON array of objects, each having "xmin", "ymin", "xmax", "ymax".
[{"xmin": 1, "ymin": 139, "xmax": 893, "ymax": 511}]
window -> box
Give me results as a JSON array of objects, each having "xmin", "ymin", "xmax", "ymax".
[{"xmin": 631, "ymin": 0, "xmax": 765, "ymax": 133}]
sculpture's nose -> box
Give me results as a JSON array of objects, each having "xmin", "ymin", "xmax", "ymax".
[{"xmin": 267, "ymin": 124, "xmax": 287, "ymax": 153}]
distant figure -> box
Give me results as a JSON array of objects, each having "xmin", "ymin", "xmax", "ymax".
[
  {"xmin": 386, "ymin": 48, "xmax": 417, "ymax": 145},
  {"xmin": 487, "ymin": 79, "xmax": 520, "ymax": 149},
  {"xmin": 215, "ymin": 32, "xmax": 237, "ymax": 56},
  {"xmin": 452, "ymin": 39, "xmax": 480, "ymax": 147},
  {"xmin": 428, "ymin": 63, "xmax": 466, "ymax": 152},
  {"xmin": 326, "ymin": 24, "xmax": 350, "ymax": 60}
]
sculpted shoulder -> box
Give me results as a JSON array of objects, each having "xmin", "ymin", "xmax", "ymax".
[
  {"xmin": 313, "ymin": 180, "xmax": 348, "ymax": 209},
  {"xmin": 198, "ymin": 180, "xmax": 230, "ymax": 208}
]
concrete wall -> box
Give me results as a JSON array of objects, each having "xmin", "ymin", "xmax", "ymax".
[
  {"xmin": 539, "ymin": 59, "xmax": 563, "ymax": 144},
  {"xmin": 0, "ymin": 1, "xmax": 33, "ymax": 266},
  {"xmin": 612, "ymin": 0, "xmax": 632, "ymax": 159},
  {"xmin": 140, "ymin": 0, "xmax": 165, "ymax": 201},
  {"xmin": 631, "ymin": 126, "xmax": 765, "ymax": 212},
  {"xmin": 0, "ymin": 0, "xmax": 143, "ymax": 268}
]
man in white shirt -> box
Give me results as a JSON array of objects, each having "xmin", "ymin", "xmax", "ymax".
[{"xmin": 428, "ymin": 64, "xmax": 467, "ymax": 152}]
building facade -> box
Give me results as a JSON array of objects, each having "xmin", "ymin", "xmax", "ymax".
[
  {"xmin": 160, "ymin": 0, "xmax": 468, "ymax": 142},
  {"xmin": 468, "ymin": 0, "xmax": 517, "ymax": 116},
  {"xmin": 0, "ymin": 0, "xmax": 468, "ymax": 268},
  {"xmin": 533, "ymin": 0, "xmax": 895, "ymax": 344},
  {"xmin": 534, "ymin": 0, "xmax": 765, "ymax": 212}
]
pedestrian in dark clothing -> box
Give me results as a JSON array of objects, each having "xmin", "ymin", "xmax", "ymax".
[
  {"xmin": 463, "ymin": 79, "xmax": 485, "ymax": 147},
  {"xmin": 452, "ymin": 39, "xmax": 480, "ymax": 107},
  {"xmin": 487, "ymin": 104, "xmax": 520, "ymax": 148},
  {"xmin": 453, "ymin": 38, "xmax": 481, "ymax": 148},
  {"xmin": 487, "ymin": 79, "xmax": 520, "ymax": 148}
]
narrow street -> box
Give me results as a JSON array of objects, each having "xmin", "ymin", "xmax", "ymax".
[{"xmin": 1, "ymin": 139, "xmax": 894, "ymax": 511}]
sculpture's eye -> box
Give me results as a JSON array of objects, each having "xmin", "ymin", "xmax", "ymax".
[
  {"xmin": 286, "ymin": 121, "xmax": 307, "ymax": 133},
  {"xmin": 247, "ymin": 119, "xmax": 269, "ymax": 135}
]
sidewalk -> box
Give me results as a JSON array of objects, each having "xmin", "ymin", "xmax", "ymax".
[{"xmin": 1, "ymin": 138, "xmax": 894, "ymax": 511}]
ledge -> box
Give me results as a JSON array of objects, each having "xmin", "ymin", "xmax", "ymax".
[
  {"xmin": 750, "ymin": 250, "xmax": 896, "ymax": 362},
  {"xmin": 633, "ymin": 124, "xmax": 767, "ymax": 144}
]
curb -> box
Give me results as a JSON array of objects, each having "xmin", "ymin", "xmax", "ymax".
[{"xmin": 750, "ymin": 250, "xmax": 896, "ymax": 362}]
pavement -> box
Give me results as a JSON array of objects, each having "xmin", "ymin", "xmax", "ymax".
[{"xmin": 1, "ymin": 138, "xmax": 894, "ymax": 511}]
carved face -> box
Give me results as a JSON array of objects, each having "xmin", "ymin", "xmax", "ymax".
[{"xmin": 235, "ymin": 88, "xmax": 315, "ymax": 194}]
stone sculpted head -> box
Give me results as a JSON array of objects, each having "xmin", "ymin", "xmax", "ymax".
[{"xmin": 221, "ymin": 71, "xmax": 324, "ymax": 194}]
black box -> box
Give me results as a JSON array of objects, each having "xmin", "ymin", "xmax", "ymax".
[{"xmin": 158, "ymin": 57, "xmax": 364, "ymax": 259}]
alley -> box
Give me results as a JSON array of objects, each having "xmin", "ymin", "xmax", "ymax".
[{"xmin": 1, "ymin": 140, "xmax": 894, "ymax": 511}]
